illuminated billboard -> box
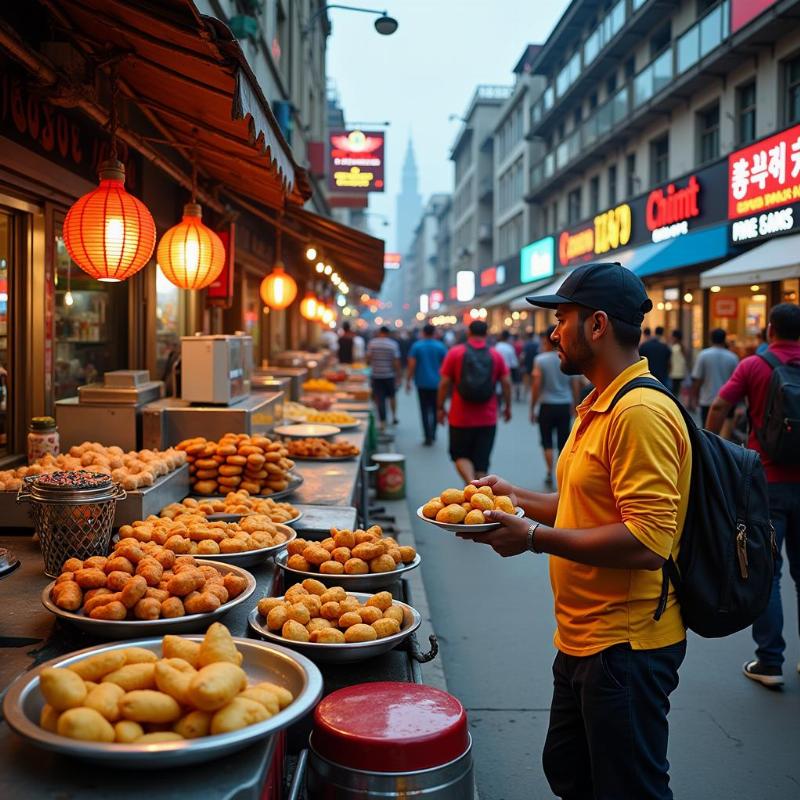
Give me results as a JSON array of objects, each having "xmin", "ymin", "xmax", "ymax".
[
  {"xmin": 384, "ymin": 253, "xmax": 401, "ymax": 270},
  {"xmin": 328, "ymin": 130, "xmax": 385, "ymax": 193},
  {"xmin": 520, "ymin": 237, "xmax": 555, "ymax": 283}
]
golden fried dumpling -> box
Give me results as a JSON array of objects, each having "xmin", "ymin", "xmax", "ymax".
[
  {"xmin": 470, "ymin": 492, "xmax": 494, "ymax": 512},
  {"xmin": 440, "ymin": 488, "xmax": 466, "ymax": 505},
  {"xmin": 435, "ymin": 504, "xmax": 467, "ymax": 524},
  {"xmin": 464, "ymin": 509, "xmax": 487, "ymax": 525},
  {"xmin": 493, "ymin": 495, "xmax": 515, "ymax": 514},
  {"xmin": 422, "ymin": 499, "xmax": 444, "ymax": 519}
]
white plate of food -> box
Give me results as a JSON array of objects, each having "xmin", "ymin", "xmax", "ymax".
[
  {"xmin": 416, "ymin": 504, "xmax": 525, "ymax": 534},
  {"xmin": 272, "ymin": 424, "xmax": 341, "ymax": 440}
]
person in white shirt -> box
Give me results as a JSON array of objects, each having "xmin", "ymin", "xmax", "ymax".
[
  {"xmin": 495, "ymin": 330, "xmax": 521, "ymax": 403},
  {"xmin": 353, "ymin": 334, "xmax": 366, "ymax": 362}
]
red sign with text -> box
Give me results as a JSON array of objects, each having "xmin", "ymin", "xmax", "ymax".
[
  {"xmin": 712, "ymin": 296, "xmax": 738, "ymax": 319},
  {"xmin": 728, "ymin": 124, "xmax": 800, "ymax": 219},
  {"xmin": 480, "ymin": 266, "xmax": 497, "ymax": 287},
  {"xmin": 206, "ymin": 223, "xmax": 235, "ymax": 308}
]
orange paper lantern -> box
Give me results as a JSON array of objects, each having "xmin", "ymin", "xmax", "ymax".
[
  {"xmin": 63, "ymin": 160, "xmax": 156, "ymax": 282},
  {"xmin": 260, "ymin": 264, "xmax": 298, "ymax": 310},
  {"xmin": 299, "ymin": 291, "xmax": 319, "ymax": 321},
  {"xmin": 157, "ymin": 203, "xmax": 225, "ymax": 290}
]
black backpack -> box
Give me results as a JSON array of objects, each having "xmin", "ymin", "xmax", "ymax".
[
  {"xmin": 611, "ymin": 377, "xmax": 775, "ymax": 638},
  {"xmin": 457, "ymin": 344, "xmax": 495, "ymax": 403},
  {"xmin": 756, "ymin": 351, "xmax": 800, "ymax": 464}
]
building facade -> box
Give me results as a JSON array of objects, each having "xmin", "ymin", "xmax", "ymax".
[
  {"xmin": 516, "ymin": 0, "xmax": 800, "ymax": 353},
  {"xmin": 404, "ymin": 194, "xmax": 451, "ymax": 317}
]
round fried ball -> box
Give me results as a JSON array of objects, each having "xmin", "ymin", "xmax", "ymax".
[
  {"xmin": 366, "ymin": 592, "xmax": 393, "ymax": 611},
  {"xmin": 440, "ymin": 488, "xmax": 466, "ymax": 505},
  {"xmin": 470, "ymin": 492, "xmax": 494, "ymax": 511},
  {"xmin": 343, "ymin": 558, "xmax": 368, "ymax": 575},
  {"xmin": 344, "ymin": 623, "xmax": 377, "ymax": 643},
  {"xmin": 372, "ymin": 618, "xmax": 401, "ymax": 638},
  {"xmin": 435, "ymin": 504, "xmax": 466, "ymax": 524},
  {"xmin": 464, "ymin": 509, "xmax": 487, "ymax": 525},
  {"xmin": 493, "ymin": 495, "xmax": 515, "ymax": 514},
  {"xmin": 421, "ymin": 499, "xmax": 444, "ymax": 519},
  {"xmin": 383, "ymin": 606, "xmax": 404, "ymax": 625},
  {"xmin": 287, "ymin": 554, "xmax": 311, "ymax": 572},
  {"xmin": 369, "ymin": 554, "xmax": 397, "ymax": 573},
  {"xmin": 282, "ymin": 619, "xmax": 310, "ymax": 642},
  {"xmin": 315, "ymin": 628, "xmax": 346, "ymax": 644},
  {"xmin": 320, "ymin": 561, "xmax": 345, "ymax": 574}
]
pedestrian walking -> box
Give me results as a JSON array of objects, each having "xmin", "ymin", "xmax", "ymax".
[
  {"xmin": 366, "ymin": 325, "xmax": 401, "ymax": 432},
  {"xmin": 639, "ymin": 324, "xmax": 671, "ymax": 385},
  {"xmin": 406, "ymin": 323, "xmax": 447, "ymax": 446},
  {"xmin": 495, "ymin": 330, "xmax": 522, "ymax": 403},
  {"xmin": 689, "ymin": 328, "xmax": 739, "ymax": 426},
  {"xmin": 458, "ymin": 262, "xmax": 690, "ymax": 800},
  {"xmin": 669, "ymin": 329, "xmax": 688, "ymax": 397},
  {"xmin": 337, "ymin": 320, "xmax": 355, "ymax": 364},
  {"xmin": 437, "ymin": 320, "xmax": 511, "ymax": 482},
  {"xmin": 706, "ymin": 303, "xmax": 800, "ymax": 688},
  {"xmin": 521, "ymin": 329, "xmax": 539, "ymax": 398},
  {"xmin": 531, "ymin": 325, "xmax": 581, "ymax": 488}
]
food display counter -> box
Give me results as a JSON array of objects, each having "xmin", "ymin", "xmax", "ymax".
[{"xmin": 254, "ymin": 368, "xmax": 307, "ymax": 402}]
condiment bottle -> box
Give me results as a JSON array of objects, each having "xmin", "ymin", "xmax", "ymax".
[{"xmin": 27, "ymin": 417, "xmax": 60, "ymax": 463}]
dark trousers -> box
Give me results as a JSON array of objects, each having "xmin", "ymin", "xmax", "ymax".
[
  {"xmin": 371, "ymin": 377, "xmax": 395, "ymax": 423},
  {"xmin": 543, "ymin": 641, "xmax": 686, "ymax": 800},
  {"xmin": 416, "ymin": 387, "xmax": 438, "ymax": 443},
  {"xmin": 753, "ymin": 482, "xmax": 800, "ymax": 667}
]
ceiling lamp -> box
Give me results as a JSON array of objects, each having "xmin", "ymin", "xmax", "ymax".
[
  {"xmin": 324, "ymin": 264, "xmax": 333, "ymax": 276},
  {"xmin": 306, "ymin": 246, "xmax": 317, "ymax": 261},
  {"xmin": 321, "ymin": 305, "xmax": 335, "ymax": 325},
  {"xmin": 64, "ymin": 159, "xmax": 156, "ymax": 282},
  {"xmin": 157, "ymin": 203, "xmax": 225, "ymax": 290},
  {"xmin": 299, "ymin": 291, "xmax": 319, "ymax": 321},
  {"xmin": 63, "ymin": 70, "xmax": 155, "ymax": 282},
  {"xmin": 259, "ymin": 229, "xmax": 298, "ymax": 310},
  {"xmin": 315, "ymin": 261, "xmax": 325, "ymax": 273}
]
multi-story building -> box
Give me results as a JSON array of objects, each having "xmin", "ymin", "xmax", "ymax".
[
  {"xmin": 449, "ymin": 86, "xmax": 513, "ymax": 282},
  {"xmin": 435, "ymin": 197, "xmax": 454, "ymax": 293},
  {"xmin": 404, "ymin": 194, "xmax": 451, "ymax": 318},
  {"xmin": 514, "ymin": 0, "xmax": 800, "ymax": 352}
]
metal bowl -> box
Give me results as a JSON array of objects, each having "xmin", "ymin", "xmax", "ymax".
[
  {"xmin": 195, "ymin": 524, "xmax": 296, "ymax": 568},
  {"xmin": 2, "ymin": 636, "xmax": 323, "ymax": 768},
  {"xmin": 273, "ymin": 424, "xmax": 341, "ymax": 440},
  {"xmin": 274, "ymin": 550, "xmax": 421, "ymax": 592},
  {"xmin": 206, "ymin": 509, "xmax": 303, "ymax": 526},
  {"xmin": 416, "ymin": 505, "xmax": 525, "ymax": 534},
  {"xmin": 41, "ymin": 560, "xmax": 256, "ymax": 639},
  {"xmin": 248, "ymin": 593, "xmax": 421, "ymax": 664}
]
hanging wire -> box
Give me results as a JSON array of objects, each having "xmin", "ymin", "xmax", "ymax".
[{"xmin": 108, "ymin": 62, "xmax": 120, "ymax": 162}]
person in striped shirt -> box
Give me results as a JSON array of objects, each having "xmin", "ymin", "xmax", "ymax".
[{"xmin": 367, "ymin": 326, "xmax": 402, "ymax": 431}]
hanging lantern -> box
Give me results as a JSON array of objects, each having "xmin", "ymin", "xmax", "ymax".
[
  {"xmin": 321, "ymin": 305, "xmax": 335, "ymax": 326},
  {"xmin": 300, "ymin": 291, "xmax": 319, "ymax": 321},
  {"xmin": 315, "ymin": 299, "xmax": 329, "ymax": 322},
  {"xmin": 63, "ymin": 160, "xmax": 156, "ymax": 281},
  {"xmin": 157, "ymin": 203, "xmax": 225, "ymax": 290},
  {"xmin": 259, "ymin": 229, "xmax": 298, "ymax": 310}
]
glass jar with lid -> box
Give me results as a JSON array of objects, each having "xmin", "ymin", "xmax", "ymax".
[{"xmin": 28, "ymin": 416, "xmax": 60, "ymax": 464}]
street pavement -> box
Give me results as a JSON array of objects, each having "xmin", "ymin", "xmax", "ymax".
[{"xmin": 391, "ymin": 387, "xmax": 800, "ymax": 800}]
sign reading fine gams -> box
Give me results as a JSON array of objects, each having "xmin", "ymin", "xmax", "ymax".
[{"xmin": 328, "ymin": 130, "xmax": 385, "ymax": 193}]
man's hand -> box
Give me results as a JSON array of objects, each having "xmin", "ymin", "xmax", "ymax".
[
  {"xmin": 437, "ymin": 408, "xmax": 446, "ymax": 425},
  {"xmin": 456, "ymin": 510, "xmax": 530, "ymax": 557},
  {"xmin": 503, "ymin": 406, "xmax": 512, "ymax": 423},
  {"xmin": 530, "ymin": 406, "xmax": 538, "ymax": 424},
  {"xmin": 471, "ymin": 475, "xmax": 517, "ymax": 506}
]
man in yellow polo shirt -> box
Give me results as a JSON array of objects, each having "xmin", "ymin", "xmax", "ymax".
[{"xmin": 458, "ymin": 262, "xmax": 691, "ymax": 800}]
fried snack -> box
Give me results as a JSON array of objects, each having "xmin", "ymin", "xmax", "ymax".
[
  {"xmin": 198, "ymin": 621, "xmax": 243, "ymax": 667},
  {"xmin": 344, "ymin": 623, "xmax": 378, "ymax": 643},
  {"xmin": 425, "ymin": 484, "xmax": 517, "ymax": 526},
  {"xmin": 435, "ymin": 504, "xmax": 467, "ymax": 524},
  {"xmin": 464, "ymin": 509, "xmax": 487, "ymax": 525},
  {"xmin": 40, "ymin": 667, "xmax": 88, "ymax": 710},
  {"xmin": 36, "ymin": 624, "xmax": 294, "ymax": 745},
  {"xmin": 284, "ymin": 437, "xmax": 360, "ymax": 460},
  {"xmin": 104, "ymin": 663, "xmax": 156, "ymax": 692},
  {"xmin": 494, "ymin": 495, "xmax": 515, "ymax": 514},
  {"xmin": 301, "ymin": 378, "xmax": 337, "ymax": 393}
]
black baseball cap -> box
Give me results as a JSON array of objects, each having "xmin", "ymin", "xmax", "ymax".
[{"xmin": 526, "ymin": 261, "xmax": 653, "ymax": 326}]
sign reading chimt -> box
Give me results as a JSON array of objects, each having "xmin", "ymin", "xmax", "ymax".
[{"xmin": 328, "ymin": 130, "xmax": 385, "ymax": 193}]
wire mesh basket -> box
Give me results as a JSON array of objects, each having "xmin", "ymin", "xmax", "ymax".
[{"xmin": 17, "ymin": 471, "xmax": 126, "ymax": 578}]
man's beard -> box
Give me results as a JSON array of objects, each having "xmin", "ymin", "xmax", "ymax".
[{"xmin": 559, "ymin": 326, "xmax": 594, "ymax": 376}]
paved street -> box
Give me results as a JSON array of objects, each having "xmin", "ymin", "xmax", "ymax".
[{"xmin": 391, "ymin": 387, "xmax": 800, "ymax": 799}]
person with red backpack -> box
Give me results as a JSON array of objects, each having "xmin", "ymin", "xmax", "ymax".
[
  {"xmin": 707, "ymin": 302, "xmax": 800, "ymax": 688},
  {"xmin": 437, "ymin": 320, "xmax": 511, "ymax": 482}
]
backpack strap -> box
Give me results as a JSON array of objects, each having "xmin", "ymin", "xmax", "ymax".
[
  {"xmin": 608, "ymin": 375, "xmax": 690, "ymax": 621},
  {"xmin": 757, "ymin": 351, "xmax": 782, "ymax": 371}
]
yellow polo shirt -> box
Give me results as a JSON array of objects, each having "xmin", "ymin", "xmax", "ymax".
[{"xmin": 552, "ymin": 358, "xmax": 690, "ymax": 656}]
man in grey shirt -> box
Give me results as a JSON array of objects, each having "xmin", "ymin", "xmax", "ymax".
[
  {"xmin": 690, "ymin": 328, "xmax": 739, "ymax": 426},
  {"xmin": 531, "ymin": 325, "xmax": 581, "ymax": 487}
]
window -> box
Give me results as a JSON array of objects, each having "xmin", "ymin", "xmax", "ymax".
[
  {"xmin": 736, "ymin": 81, "xmax": 756, "ymax": 145},
  {"xmin": 567, "ymin": 188, "xmax": 582, "ymax": 224},
  {"xmin": 624, "ymin": 57, "xmax": 635, "ymax": 80},
  {"xmin": 608, "ymin": 164, "xmax": 618, "ymax": 205},
  {"xmin": 650, "ymin": 23, "xmax": 671, "ymax": 58},
  {"xmin": 785, "ymin": 56, "xmax": 800, "ymax": 126},
  {"xmin": 626, "ymin": 153, "xmax": 637, "ymax": 196},
  {"xmin": 697, "ymin": 103, "xmax": 720, "ymax": 164},
  {"xmin": 589, "ymin": 176, "xmax": 600, "ymax": 215},
  {"xmin": 574, "ymin": 107, "xmax": 582, "ymax": 126},
  {"xmin": 606, "ymin": 72, "xmax": 617, "ymax": 95},
  {"xmin": 589, "ymin": 92, "xmax": 598, "ymax": 111},
  {"xmin": 650, "ymin": 134, "xmax": 669, "ymax": 184}
]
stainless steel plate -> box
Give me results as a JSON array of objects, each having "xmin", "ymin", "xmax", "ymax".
[
  {"xmin": 41, "ymin": 560, "xmax": 257, "ymax": 639},
  {"xmin": 274, "ymin": 550, "xmax": 421, "ymax": 592},
  {"xmin": 2, "ymin": 636, "xmax": 323, "ymax": 768},
  {"xmin": 273, "ymin": 424, "xmax": 341, "ymax": 439},
  {"xmin": 192, "ymin": 524, "xmax": 296, "ymax": 567},
  {"xmin": 416, "ymin": 505, "xmax": 525, "ymax": 534},
  {"xmin": 248, "ymin": 593, "xmax": 421, "ymax": 664}
]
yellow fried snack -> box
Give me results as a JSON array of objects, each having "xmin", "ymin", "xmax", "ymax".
[
  {"xmin": 314, "ymin": 628, "xmax": 346, "ymax": 644},
  {"xmin": 383, "ymin": 606, "xmax": 405, "ymax": 625},
  {"xmin": 39, "ymin": 668, "xmax": 88, "ymax": 711},
  {"xmin": 119, "ymin": 647, "xmax": 159, "ymax": 665},
  {"xmin": 67, "ymin": 650, "xmax": 126, "ymax": 682},
  {"xmin": 173, "ymin": 709, "xmax": 212, "ymax": 739},
  {"xmin": 464, "ymin": 509, "xmax": 487, "ymax": 525},
  {"xmin": 57, "ymin": 707, "xmax": 115, "ymax": 742},
  {"xmin": 83, "ymin": 682, "xmax": 125, "ymax": 722},
  {"xmin": 154, "ymin": 660, "xmax": 194, "ymax": 705},
  {"xmin": 440, "ymin": 488, "xmax": 466, "ymax": 505},
  {"xmin": 198, "ymin": 621, "xmax": 243, "ymax": 667},
  {"xmin": 463, "ymin": 485, "xmax": 479, "ymax": 500},
  {"xmin": 257, "ymin": 597, "xmax": 286, "ymax": 617},
  {"xmin": 372, "ymin": 618, "xmax": 401, "ymax": 639},
  {"xmin": 119, "ymin": 690, "xmax": 182, "ymax": 724},
  {"xmin": 421, "ymin": 499, "xmax": 445, "ymax": 519},
  {"xmin": 104, "ymin": 663, "xmax": 156, "ymax": 692},
  {"xmin": 137, "ymin": 732, "xmax": 185, "ymax": 743},
  {"xmin": 188, "ymin": 662, "xmax": 247, "ymax": 711},
  {"xmin": 162, "ymin": 636, "xmax": 201, "ymax": 668},
  {"xmin": 398, "ymin": 546, "xmax": 417, "ymax": 563},
  {"xmin": 39, "ymin": 704, "xmax": 60, "ymax": 733},
  {"xmin": 210, "ymin": 697, "xmax": 270, "ymax": 735},
  {"xmin": 238, "ymin": 687, "xmax": 280, "ymax": 716},
  {"xmin": 282, "ymin": 619, "xmax": 311, "ymax": 642},
  {"xmin": 435, "ymin": 504, "xmax": 467, "ymax": 524},
  {"xmin": 366, "ymin": 591, "xmax": 393, "ymax": 611},
  {"xmin": 493, "ymin": 495, "xmax": 515, "ymax": 514},
  {"xmin": 469, "ymin": 492, "xmax": 494, "ymax": 512},
  {"xmin": 114, "ymin": 720, "xmax": 144, "ymax": 743},
  {"xmin": 255, "ymin": 681, "xmax": 294, "ymax": 709},
  {"xmin": 369, "ymin": 554, "xmax": 396, "ymax": 573},
  {"xmin": 344, "ymin": 623, "xmax": 378, "ymax": 643}
]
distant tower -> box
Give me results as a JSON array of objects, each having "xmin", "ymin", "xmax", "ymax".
[{"xmin": 396, "ymin": 136, "xmax": 423, "ymax": 255}]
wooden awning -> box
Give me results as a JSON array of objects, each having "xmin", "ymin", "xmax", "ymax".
[{"xmin": 41, "ymin": 0, "xmax": 311, "ymax": 209}]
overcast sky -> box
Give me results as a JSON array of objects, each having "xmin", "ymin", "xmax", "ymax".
[{"xmin": 326, "ymin": 0, "xmax": 570, "ymax": 251}]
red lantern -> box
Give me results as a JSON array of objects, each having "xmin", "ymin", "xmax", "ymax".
[
  {"xmin": 300, "ymin": 291, "xmax": 319, "ymax": 321},
  {"xmin": 260, "ymin": 264, "xmax": 298, "ymax": 310},
  {"xmin": 63, "ymin": 160, "xmax": 156, "ymax": 282},
  {"xmin": 157, "ymin": 203, "xmax": 225, "ymax": 290}
]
